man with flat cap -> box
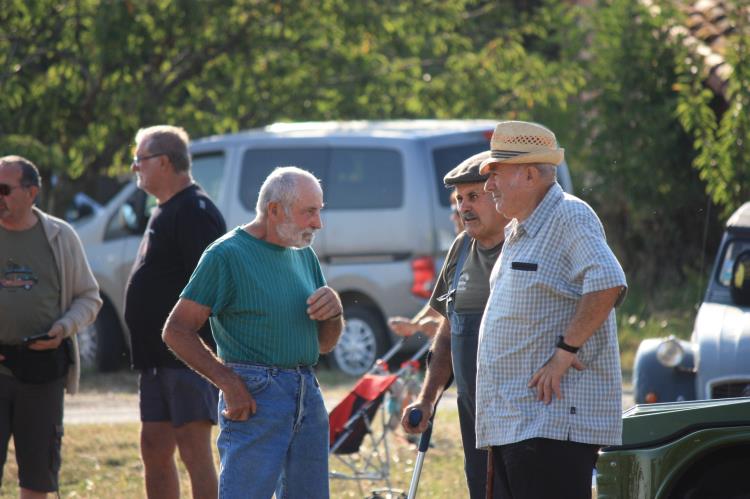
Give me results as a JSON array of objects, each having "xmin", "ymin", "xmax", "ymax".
[
  {"xmin": 399, "ymin": 151, "xmax": 508, "ymax": 499},
  {"xmin": 476, "ymin": 121, "xmax": 626, "ymax": 499}
]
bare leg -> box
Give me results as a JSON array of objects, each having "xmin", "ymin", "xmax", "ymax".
[
  {"xmin": 141, "ymin": 421, "xmax": 179, "ymax": 499},
  {"xmin": 20, "ymin": 488, "xmax": 49, "ymax": 499},
  {"xmin": 175, "ymin": 420, "xmax": 218, "ymax": 499}
]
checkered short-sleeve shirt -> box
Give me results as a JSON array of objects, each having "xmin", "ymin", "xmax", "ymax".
[{"xmin": 476, "ymin": 183, "xmax": 626, "ymax": 448}]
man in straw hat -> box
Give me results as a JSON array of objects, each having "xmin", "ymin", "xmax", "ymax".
[
  {"xmin": 475, "ymin": 121, "xmax": 626, "ymax": 498},
  {"xmin": 395, "ymin": 151, "xmax": 508, "ymax": 498}
]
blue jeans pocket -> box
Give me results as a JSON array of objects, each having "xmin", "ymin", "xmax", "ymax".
[{"xmin": 240, "ymin": 371, "xmax": 271, "ymax": 395}]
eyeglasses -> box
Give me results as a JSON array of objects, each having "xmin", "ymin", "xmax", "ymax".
[
  {"xmin": 0, "ymin": 183, "xmax": 26, "ymax": 196},
  {"xmin": 132, "ymin": 153, "xmax": 165, "ymax": 166}
]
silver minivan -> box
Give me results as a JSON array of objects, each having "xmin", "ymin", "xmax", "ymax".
[{"xmin": 74, "ymin": 120, "xmax": 573, "ymax": 375}]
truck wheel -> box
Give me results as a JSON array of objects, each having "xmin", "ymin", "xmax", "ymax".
[
  {"xmin": 330, "ymin": 305, "xmax": 388, "ymax": 377},
  {"xmin": 78, "ymin": 301, "xmax": 128, "ymax": 372}
]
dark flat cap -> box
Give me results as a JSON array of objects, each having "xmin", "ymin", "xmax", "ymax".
[{"xmin": 443, "ymin": 150, "xmax": 492, "ymax": 186}]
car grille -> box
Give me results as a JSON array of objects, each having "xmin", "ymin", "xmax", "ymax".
[{"xmin": 711, "ymin": 381, "xmax": 750, "ymax": 399}]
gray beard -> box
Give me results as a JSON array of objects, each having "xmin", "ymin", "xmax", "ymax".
[{"xmin": 277, "ymin": 220, "xmax": 315, "ymax": 248}]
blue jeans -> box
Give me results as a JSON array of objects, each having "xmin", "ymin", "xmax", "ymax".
[{"xmin": 217, "ymin": 364, "xmax": 329, "ymax": 499}]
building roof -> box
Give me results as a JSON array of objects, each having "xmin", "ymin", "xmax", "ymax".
[{"xmin": 670, "ymin": 0, "xmax": 740, "ymax": 100}]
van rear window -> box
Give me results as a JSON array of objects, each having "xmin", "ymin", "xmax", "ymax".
[
  {"xmin": 240, "ymin": 147, "xmax": 403, "ymax": 211},
  {"xmin": 432, "ymin": 142, "xmax": 488, "ymax": 206}
]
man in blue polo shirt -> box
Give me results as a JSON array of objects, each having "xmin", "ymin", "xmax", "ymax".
[{"xmin": 162, "ymin": 166, "xmax": 343, "ymax": 498}]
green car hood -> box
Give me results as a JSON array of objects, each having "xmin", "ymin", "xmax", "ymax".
[{"xmin": 618, "ymin": 397, "xmax": 750, "ymax": 448}]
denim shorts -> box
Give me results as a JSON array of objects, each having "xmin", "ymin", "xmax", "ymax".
[
  {"xmin": 217, "ymin": 363, "xmax": 329, "ymax": 499},
  {"xmin": 0, "ymin": 374, "xmax": 65, "ymax": 492},
  {"xmin": 139, "ymin": 367, "xmax": 218, "ymax": 427}
]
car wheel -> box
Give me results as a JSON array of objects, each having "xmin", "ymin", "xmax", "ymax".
[
  {"xmin": 330, "ymin": 305, "xmax": 388, "ymax": 377},
  {"xmin": 77, "ymin": 301, "xmax": 128, "ymax": 372}
]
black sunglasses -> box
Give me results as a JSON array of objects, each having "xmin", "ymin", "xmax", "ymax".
[{"xmin": 0, "ymin": 183, "xmax": 26, "ymax": 196}]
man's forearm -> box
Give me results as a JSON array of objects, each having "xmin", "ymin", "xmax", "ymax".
[
  {"xmin": 563, "ymin": 286, "xmax": 625, "ymax": 347},
  {"xmin": 163, "ymin": 317, "xmax": 237, "ymax": 391},
  {"xmin": 318, "ymin": 315, "xmax": 344, "ymax": 353},
  {"xmin": 418, "ymin": 318, "xmax": 453, "ymax": 405}
]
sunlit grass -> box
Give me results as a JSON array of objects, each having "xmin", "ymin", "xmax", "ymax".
[{"xmin": 0, "ymin": 407, "xmax": 466, "ymax": 498}]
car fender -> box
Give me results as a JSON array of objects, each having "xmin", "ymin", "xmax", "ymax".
[{"xmin": 633, "ymin": 337, "xmax": 696, "ymax": 403}]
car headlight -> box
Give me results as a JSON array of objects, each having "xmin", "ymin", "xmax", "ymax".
[{"xmin": 656, "ymin": 337, "xmax": 684, "ymax": 368}]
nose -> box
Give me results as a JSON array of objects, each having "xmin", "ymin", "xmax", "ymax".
[
  {"xmin": 312, "ymin": 212, "xmax": 322, "ymax": 229},
  {"xmin": 484, "ymin": 177, "xmax": 495, "ymax": 192},
  {"xmin": 131, "ymin": 161, "xmax": 139, "ymax": 173}
]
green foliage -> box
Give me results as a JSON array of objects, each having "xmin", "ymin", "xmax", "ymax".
[
  {"xmin": 0, "ymin": 0, "xmax": 583, "ymax": 197},
  {"xmin": 676, "ymin": 7, "xmax": 750, "ymax": 218},
  {"xmin": 559, "ymin": 0, "xmax": 718, "ymax": 291}
]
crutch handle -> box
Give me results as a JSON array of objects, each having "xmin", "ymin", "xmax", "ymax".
[{"xmin": 408, "ymin": 408, "xmax": 423, "ymax": 428}]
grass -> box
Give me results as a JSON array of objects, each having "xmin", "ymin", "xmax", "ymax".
[{"xmin": 0, "ymin": 377, "xmax": 465, "ymax": 498}]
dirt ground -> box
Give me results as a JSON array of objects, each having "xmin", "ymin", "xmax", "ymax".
[{"xmin": 64, "ymin": 371, "xmax": 635, "ymax": 425}]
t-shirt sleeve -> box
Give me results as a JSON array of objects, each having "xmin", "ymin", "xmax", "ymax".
[
  {"xmin": 175, "ymin": 197, "xmax": 227, "ymax": 275},
  {"xmin": 307, "ymin": 248, "xmax": 326, "ymax": 288},
  {"xmin": 180, "ymin": 247, "xmax": 234, "ymax": 313},
  {"xmin": 566, "ymin": 212, "xmax": 627, "ymax": 299},
  {"xmin": 428, "ymin": 233, "xmax": 464, "ymax": 318}
]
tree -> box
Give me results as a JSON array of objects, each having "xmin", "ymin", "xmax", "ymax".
[
  {"xmin": 676, "ymin": 5, "xmax": 750, "ymax": 218},
  {"xmin": 560, "ymin": 0, "xmax": 718, "ymax": 288}
]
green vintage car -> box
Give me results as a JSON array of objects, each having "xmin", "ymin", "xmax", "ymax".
[{"xmin": 595, "ymin": 397, "xmax": 750, "ymax": 498}]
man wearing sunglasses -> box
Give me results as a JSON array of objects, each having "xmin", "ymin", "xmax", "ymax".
[
  {"xmin": 0, "ymin": 155, "xmax": 102, "ymax": 498},
  {"xmin": 124, "ymin": 126, "xmax": 226, "ymax": 499}
]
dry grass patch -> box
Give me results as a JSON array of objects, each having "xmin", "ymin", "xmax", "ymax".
[{"xmin": 0, "ymin": 401, "xmax": 467, "ymax": 498}]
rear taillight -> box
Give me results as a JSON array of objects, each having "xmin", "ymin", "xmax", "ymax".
[
  {"xmin": 411, "ymin": 257, "xmax": 435, "ymax": 299},
  {"xmin": 483, "ymin": 129, "xmax": 494, "ymax": 140}
]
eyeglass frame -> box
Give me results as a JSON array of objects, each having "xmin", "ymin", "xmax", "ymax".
[
  {"xmin": 0, "ymin": 183, "xmax": 30, "ymax": 197},
  {"xmin": 132, "ymin": 152, "xmax": 166, "ymax": 166}
]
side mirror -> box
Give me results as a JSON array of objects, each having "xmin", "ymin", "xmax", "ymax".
[{"xmin": 730, "ymin": 250, "xmax": 750, "ymax": 307}]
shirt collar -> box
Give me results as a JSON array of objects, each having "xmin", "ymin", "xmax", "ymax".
[{"xmin": 515, "ymin": 182, "xmax": 564, "ymax": 238}]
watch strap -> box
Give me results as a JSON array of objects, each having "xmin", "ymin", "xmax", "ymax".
[{"xmin": 556, "ymin": 335, "xmax": 580, "ymax": 354}]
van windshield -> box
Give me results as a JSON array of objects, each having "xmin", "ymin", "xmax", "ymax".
[
  {"xmin": 432, "ymin": 142, "xmax": 488, "ymax": 206},
  {"xmin": 717, "ymin": 238, "xmax": 750, "ymax": 286}
]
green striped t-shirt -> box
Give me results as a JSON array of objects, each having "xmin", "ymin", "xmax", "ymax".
[{"xmin": 181, "ymin": 227, "xmax": 326, "ymax": 367}]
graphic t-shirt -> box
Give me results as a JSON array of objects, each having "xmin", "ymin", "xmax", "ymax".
[{"xmin": 0, "ymin": 222, "xmax": 61, "ymax": 375}]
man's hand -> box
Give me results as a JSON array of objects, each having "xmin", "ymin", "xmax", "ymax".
[
  {"xmin": 389, "ymin": 316, "xmax": 441, "ymax": 338},
  {"xmin": 528, "ymin": 349, "xmax": 585, "ymax": 404},
  {"xmin": 220, "ymin": 375, "xmax": 257, "ymax": 421},
  {"xmin": 401, "ymin": 398, "xmax": 433, "ymax": 434},
  {"xmin": 28, "ymin": 323, "xmax": 65, "ymax": 351},
  {"xmin": 307, "ymin": 286, "xmax": 343, "ymax": 321},
  {"xmin": 388, "ymin": 317, "xmax": 420, "ymax": 337}
]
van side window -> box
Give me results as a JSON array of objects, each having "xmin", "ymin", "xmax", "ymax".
[
  {"xmin": 327, "ymin": 148, "xmax": 403, "ymax": 209},
  {"xmin": 192, "ymin": 152, "xmax": 226, "ymax": 202},
  {"xmin": 432, "ymin": 142, "xmax": 488, "ymax": 206},
  {"xmin": 240, "ymin": 148, "xmax": 329, "ymax": 211}
]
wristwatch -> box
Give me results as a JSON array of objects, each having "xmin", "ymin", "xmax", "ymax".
[{"xmin": 556, "ymin": 335, "xmax": 580, "ymax": 354}]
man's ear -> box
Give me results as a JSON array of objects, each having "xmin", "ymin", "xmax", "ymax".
[
  {"xmin": 268, "ymin": 201, "xmax": 282, "ymax": 219},
  {"xmin": 27, "ymin": 185, "xmax": 40, "ymax": 202}
]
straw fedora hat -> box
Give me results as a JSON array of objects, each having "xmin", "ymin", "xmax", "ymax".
[{"xmin": 479, "ymin": 121, "xmax": 564, "ymax": 174}]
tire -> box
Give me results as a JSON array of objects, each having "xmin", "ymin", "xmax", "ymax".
[
  {"xmin": 77, "ymin": 301, "xmax": 128, "ymax": 372},
  {"xmin": 329, "ymin": 305, "xmax": 389, "ymax": 377}
]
